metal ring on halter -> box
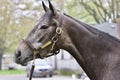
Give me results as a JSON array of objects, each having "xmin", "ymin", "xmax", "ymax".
[
  {"xmin": 56, "ymin": 27, "xmax": 62, "ymax": 35},
  {"xmin": 52, "ymin": 36, "xmax": 58, "ymax": 42}
]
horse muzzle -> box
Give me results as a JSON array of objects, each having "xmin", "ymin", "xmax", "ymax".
[{"xmin": 14, "ymin": 49, "xmax": 32, "ymax": 66}]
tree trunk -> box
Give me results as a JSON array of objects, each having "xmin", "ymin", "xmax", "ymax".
[{"xmin": 0, "ymin": 53, "xmax": 3, "ymax": 70}]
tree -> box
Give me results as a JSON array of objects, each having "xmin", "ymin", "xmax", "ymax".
[
  {"xmin": 0, "ymin": 0, "xmax": 42, "ymax": 70},
  {"xmin": 0, "ymin": 0, "xmax": 11, "ymax": 70},
  {"xmin": 0, "ymin": 39, "xmax": 5, "ymax": 70},
  {"xmin": 65, "ymin": 0, "xmax": 120, "ymax": 24},
  {"xmin": 77, "ymin": 0, "xmax": 120, "ymax": 24},
  {"xmin": 65, "ymin": 0, "xmax": 95, "ymax": 24}
]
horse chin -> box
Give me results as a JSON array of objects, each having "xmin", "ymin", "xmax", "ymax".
[
  {"xmin": 15, "ymin": 60, "xmax": 28, "ymax": 66},
  {"xmin": 35, "ymin": 50, "xmax": 49, "ymax": 59},
  {"xmin": 21, "ymin": 62, "xmax": 28, "ymax": 66},
  {"xmin": 36, "ymin": 53, "xmax": 45, "ymax": 59},
  {"xmin": 21, "ymin": 56, "xmax": 33, "ymax": 66},
  {"xmin": 21, "ymin": 59, "xmax": 32, "ymax": 66}
]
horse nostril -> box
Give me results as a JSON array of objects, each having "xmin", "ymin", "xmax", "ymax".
[{"xmin": 16, "ymin": 50, "xmax": 21, "ymax": 58}]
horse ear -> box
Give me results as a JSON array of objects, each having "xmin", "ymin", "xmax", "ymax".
[
  {"xmin": 48, "ymin": 0, "xmax": 57, "ymax": 16},
  {"xmin": 42, "ymin": 1, "xmax": 49, "ymax": 12}
]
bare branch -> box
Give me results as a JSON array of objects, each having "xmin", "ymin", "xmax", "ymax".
[
  {"xmin": 92, "ymin": 0, "xmax": 106, "ymax": 22},
  {"xmin": 77, "ymin": 0, "xmax": 120, "ymax": 23},
  {"xmin": 78, "ymin": 0, "xmax": 101, "ymax": 23}
]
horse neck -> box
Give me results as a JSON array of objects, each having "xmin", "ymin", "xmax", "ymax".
[
  {"xmin": 61, "ymin": 15, "xmax": 98, "ymax": 79},
  {"xmin": 62, "ymin": 14, "xmax": 96, "ymax": 61},
  {"xmin": 60, "ymin": 14, "xmax": 120, "ymax": 80}
]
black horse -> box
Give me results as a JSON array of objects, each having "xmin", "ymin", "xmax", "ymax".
[{"xmin": 15, "ymin": 1, "xmax": 120, "ymax": 80}]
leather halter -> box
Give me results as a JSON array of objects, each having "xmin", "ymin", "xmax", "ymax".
[
  {"xmin": 23, "ymin": 11, "xmax": 63, "ymax": 59},
  {"xmin": 23, "ymin": 27, "xmax": 62, "ymax": 80},
  {"xmin": 23, "ymin": 27, "xmax": 62, "ymax": 58}
]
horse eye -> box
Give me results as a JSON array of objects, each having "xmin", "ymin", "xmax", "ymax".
[
  {"xmin": 40, "ymin": 25, "xmax": 48, "ymax": 29},
  {"xmin": 52, "ymin": 23, "xmax": 57, "ymax": 26}
]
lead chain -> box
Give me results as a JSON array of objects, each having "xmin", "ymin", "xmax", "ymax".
[{"xmin": 50, "ymin": 41, "xmax": 56, "ymax": 51}]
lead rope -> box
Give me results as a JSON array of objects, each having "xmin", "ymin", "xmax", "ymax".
[{"xmin": 29, "ymin": 50, "xmax": 38, "ymax": 80}]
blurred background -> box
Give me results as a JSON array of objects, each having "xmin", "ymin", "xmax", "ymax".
[{"xmin": 0, "ymin": 0, "xmax": 120, "ymax": 80}]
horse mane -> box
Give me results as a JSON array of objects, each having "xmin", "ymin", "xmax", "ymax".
[{"xmin": 63, "ymin": 13, "xmax": 120, "ymax": 44}]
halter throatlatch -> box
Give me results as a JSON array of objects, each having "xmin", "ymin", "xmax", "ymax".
[{"xmin": 23, "ymin": 27, "xmax": 62, "ymax": 80}]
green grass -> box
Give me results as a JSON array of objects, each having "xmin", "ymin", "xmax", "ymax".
[
  {"xmin": 59, "ymin": 68, "xmax": 82, "ymax": 76},
  {"xmin": 0, "ymin": 70, "xmax": 26, "ymax": 74}
]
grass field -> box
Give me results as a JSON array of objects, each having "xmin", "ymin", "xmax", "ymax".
[
  {"xmin": 0, "ymin": 70, "xmax": 26, "ymax": 74},
  {"xmin": 59, "ymin": 69, "xmax": 82, "ymax": 76}
]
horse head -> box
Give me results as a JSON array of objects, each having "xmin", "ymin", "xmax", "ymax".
[{"xmin": 14, "ymin": 0, "xmax": 67, "ymax": 66}]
